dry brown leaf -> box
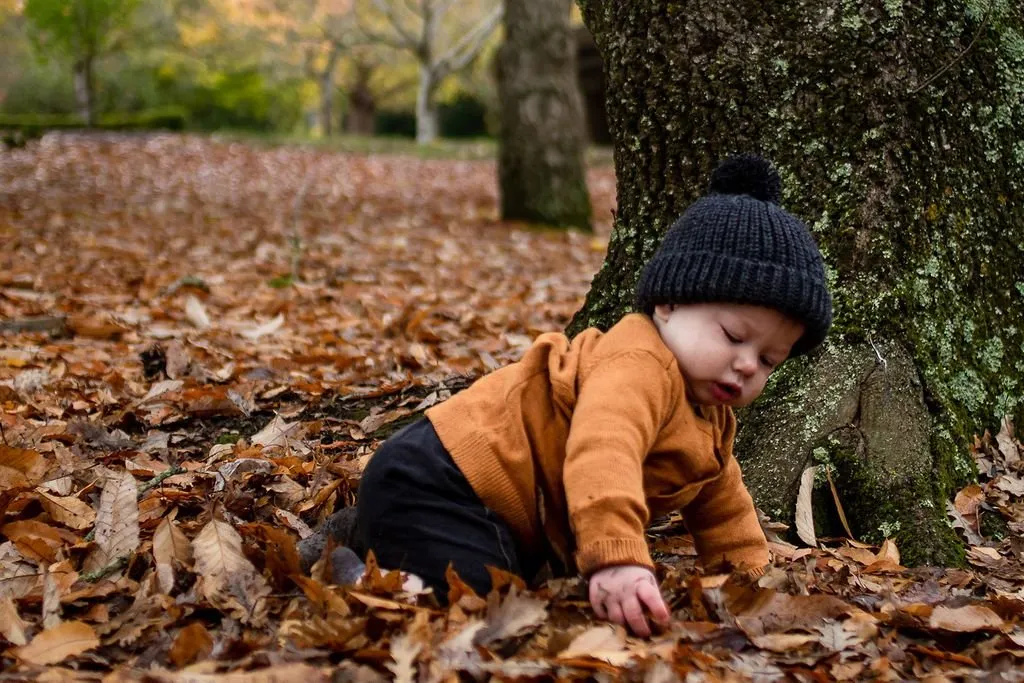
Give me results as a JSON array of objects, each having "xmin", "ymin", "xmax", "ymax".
[
  {"xmin": 876, "ymin": 539, "xmax": 901, "ymax": 565},
  {"xmin": 996, "ymin": 416, "xmax": 1019, "ymax": 463},
  {"xmin": 946, "ymin": 500, "xmax": 984, "ymax": 545},
  {"xmin": 928, "ymin": 604, "xmax": 1006, "ymax": 632},
  {"xmin": 39, "ymin": 492, "xmax": 96, "ymax": 531},
  {"xmin": 967, "ymin": 546, "xmax": 1005, "ymax": 567},
  {"xmin": 815, "ymin": 619, "xmax": 864, "ymax": 652},
  {"xmin": 749, "ymin": 632, "xmax": 818, "ymax": 652},
  {"xmin": 83, "ymin": 469, "xmax": 140, "ymax": 573},
  {"xmin": 185, "ymin": 295, "xmax": 211, "ymax": 330},
  {"xmin": 0, "ymin": 445, "xmax": 48, "ymax": 483},
  {"xmin": 795, "ymin": 466, "xmax": 817, "ymax": 547},
  {"xmin": 239, "ymin": 313, "xmax": 285, "ymax": 340},
  {"xmin": 386, "ymin": 631, "xmax": 423, "ymax": 683},
  {"xmin": 993, "ymin": 475, "xmax": 1024, "ymax": 497},
  {"xmin": 0, "ymin": 541, "xmax": 40, "ymax": 599},
  {"xmin": 0, "ymin": 596, "xmax": 29, "ymax": 645},
  {"xmin": 557, "ymin": 624, "xmax": 633, "ymax": 666},
  {"xmin": 11, "ymin": 620, "xmax": 99, "ymax": 665},
  {"xmin": 192, "ymin": 519, "xmax": 271, "ymax": 625},
  {"xmin": 153, "ymin": 516, "xmax": 192, "ymax": 594},
  {"xmin": 43, "ymin": 564, "xmax": 62, "ymax": 629},
  {"xmin": 169, "ymin": 621, "xmax": 215, "ymax": 668},
  {"xmin": 474, "ymin": 588, "xmax": 548, "ymax": 646},
  {"xmin": 2, "ymin": 519, "xmax": 65, "ymax": 563},
  {"xmin": 359, "ymin": 407, "xmax": 413, "ymax": 435}
]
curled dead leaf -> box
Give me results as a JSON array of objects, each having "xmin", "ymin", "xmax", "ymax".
[
  {"xmin": 558, "ymin": 625, "xmax": 633, "ymax": 666},
  {"xmin": 795, "ymin": 466, "xmax": 817, "ymax": 547},
  {"xmin": 474, "ymin": 588, "xmax": 548, "ymax": 646}
]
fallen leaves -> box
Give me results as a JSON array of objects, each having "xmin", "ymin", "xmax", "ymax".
[
  {"xmin": 191, "ymin": 519, "xmax": 271, "ymax": 625},
  {"xmin": 2, "ymin": 134, "xmax": 1024, "ymax": 679}
]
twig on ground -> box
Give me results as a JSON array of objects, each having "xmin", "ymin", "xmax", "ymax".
[
  {"xmin": 84, "ymin": 465, "xmax": 184, "ymax": 541},
  {"xmin": 81, "ymin": 556, "xmax": 129, "ymax": 583},
  {"xmin": 137, "ymin": 465, "xmax": 185, "ymax": 496}
]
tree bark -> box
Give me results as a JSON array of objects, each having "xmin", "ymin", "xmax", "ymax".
[
  {"xmin": 345, "ymin": 88, "xmax": 376, "ymax": 136},
  {"xmin": 318, "ymin": 45, "xmax": 342, "ymax": 137},
  {"xmin": 415, "ymin": 66, "xmax": 439, "ymax": 144},
  {"xmin": 73, "ymin": 56, "xmax": 95, "ymax": 126},
  {"xmin": 497, "ymin": 0, "xmax": 592, "ymax": 230},
  {"xmin": 572, "ymin": 0, "xmax": 1024, "ymax": 565},
  {"xmin": 344, "ymin": 63, "xmax": 377, "ymax": 136}
]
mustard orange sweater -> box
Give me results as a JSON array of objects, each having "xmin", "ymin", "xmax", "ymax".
[{"xmin": 425, "ymin": 313, "xmax": 769, "ymax": 576}]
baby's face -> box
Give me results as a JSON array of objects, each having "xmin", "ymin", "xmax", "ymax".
[{"xmin": 652, "ymin": 302, "xmax": 805, "ymax": 407}]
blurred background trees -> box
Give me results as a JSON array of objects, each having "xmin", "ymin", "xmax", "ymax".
[{"xmin": 1, "ymin": 0, "xmax": 607, "ymax": 147}]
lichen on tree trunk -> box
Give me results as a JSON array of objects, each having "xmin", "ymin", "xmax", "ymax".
[
  {"xmin": 497, "ymin": 0, "xmax": 592, "ymax": 229},
  {"xmin": 572, "ymin": 0, "xmax": 1024, "ymax": 564}
]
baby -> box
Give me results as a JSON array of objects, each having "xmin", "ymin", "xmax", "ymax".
[{"xmin": 348, "ymin": 154, "xmax": 832, "ymax": 636}]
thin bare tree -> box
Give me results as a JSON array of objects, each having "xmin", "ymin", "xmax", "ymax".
[{"xmin": 357, "ymin": 0, "xmax": 502, "ymax": 144}]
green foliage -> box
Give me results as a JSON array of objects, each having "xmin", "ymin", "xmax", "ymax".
[
  {"xmin": 156, "ymin": 68, "xmax": 303, "ymax": 132},
  {"xmin": 374, "ymin": 110, "xmax": 417, "ymax": 138},
  {"xmin": 0, "ymin": 106, "xmax": 188, "ymax": 146},
  {"xmin": 267, "ymin": 274, "xmax": 295, "ymax": 289},
  {"xmin": 23, "ymin": 0, "xmax": 141, "ymax": 61},
  {"xmin": 1, "ymin": 58, "xmax": 77, "ymax": 114},
  {"xmin": 439, "ymin": 92, "xmax": 490, "ymax": 139}
]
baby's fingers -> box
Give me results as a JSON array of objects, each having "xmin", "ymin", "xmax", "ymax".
[
  {"xmin": 636, "ymin": 579, "xmax": 670, "ymax": 627},
  {"xmin": 589, "ymin": 581, "xmax": 608, "ymax": 619},
  {"xmin": 620, "ymin": 595, "xmax": 651, "ymax": 637}
]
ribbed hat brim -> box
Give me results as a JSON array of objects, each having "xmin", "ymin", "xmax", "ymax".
[{"xmin": 636, "ymin": 252, "xmax": 832, "ymax": 356}]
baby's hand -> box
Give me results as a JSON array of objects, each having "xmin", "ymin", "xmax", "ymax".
[{"xmin": 588, "ymin": 565, "xmax": 670, "ymax": 637}]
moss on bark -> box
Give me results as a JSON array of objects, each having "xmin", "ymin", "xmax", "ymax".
[{"xmin": 572, "ymin": 0, "xmax": 1024, "ymax": 564}]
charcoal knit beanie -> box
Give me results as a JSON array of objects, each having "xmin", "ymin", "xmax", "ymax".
[{"xmin": 636, "ymin": 154, "xmax": 832, "ymax": 357}]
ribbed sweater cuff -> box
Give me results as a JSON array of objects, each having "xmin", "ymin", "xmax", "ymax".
[{"xmin": 576, "ymin": 538, "xmax": 653, "ymax": 577}]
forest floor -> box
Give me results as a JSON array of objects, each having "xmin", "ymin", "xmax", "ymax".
[{"xmin": 1, "ymin": 132, "xmax": 1023, "ymax": 682}]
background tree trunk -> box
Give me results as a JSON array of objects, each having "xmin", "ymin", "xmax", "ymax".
[
  {"xmin": 73, "ymin": 56, "xmax": 95, "ymax": 126},
  {"xmin": 572, "ymin": 0, "xmax": 1024, "ymax": 565},
  {"xmin": 345, "ymin": 63, "xmax": 377, "ymax": 136},
  {"xmin": 415, "ymin": 67, "xmax": 439, "ymax": 144},
  {"xmin": 497, "ymin": 0, "xmax": 592, "ymax": 229},
  {"xmin": 318, "ymin": 46, "xmax": 341, "ymax": 137}
]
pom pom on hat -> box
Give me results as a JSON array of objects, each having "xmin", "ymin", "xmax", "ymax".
[{"xmin": 708, "ymin": 153, "xmax": 782, "ymax": 204}]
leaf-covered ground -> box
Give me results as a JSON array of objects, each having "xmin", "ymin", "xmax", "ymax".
[{"xmin": 2, "ymin": 133, "xmax": 1024, "ymax": 681}]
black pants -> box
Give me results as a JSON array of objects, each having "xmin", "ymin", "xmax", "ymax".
[{"xmin": 352, "ymin": 418, "xmax": 541, "ymax": 601}]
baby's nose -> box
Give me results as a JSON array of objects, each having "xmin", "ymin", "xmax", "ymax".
[{"xmin": 734, "ymin": 353, "xmax": 758, "ymax": 376}]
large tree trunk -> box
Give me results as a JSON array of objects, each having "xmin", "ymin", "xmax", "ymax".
[
  {"xmin": 572, "ymin": 0, "xmax": 1024, "ymax": 565},
  {"xmin": 73, "ymin": 56, "xmax": 95, "ymax": 126},
  {"xmin": 497, "ymin": 0, "xmax": 592, "ymax": 230}
]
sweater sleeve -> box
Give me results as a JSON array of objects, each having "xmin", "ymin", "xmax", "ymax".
[
  {"xmin": 682, "ymin": 454, "xmax": 770, "ymax": 572},
  {"xmin": 563, "ymin": 351, "xmax": 674, "ymax": 576}
]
